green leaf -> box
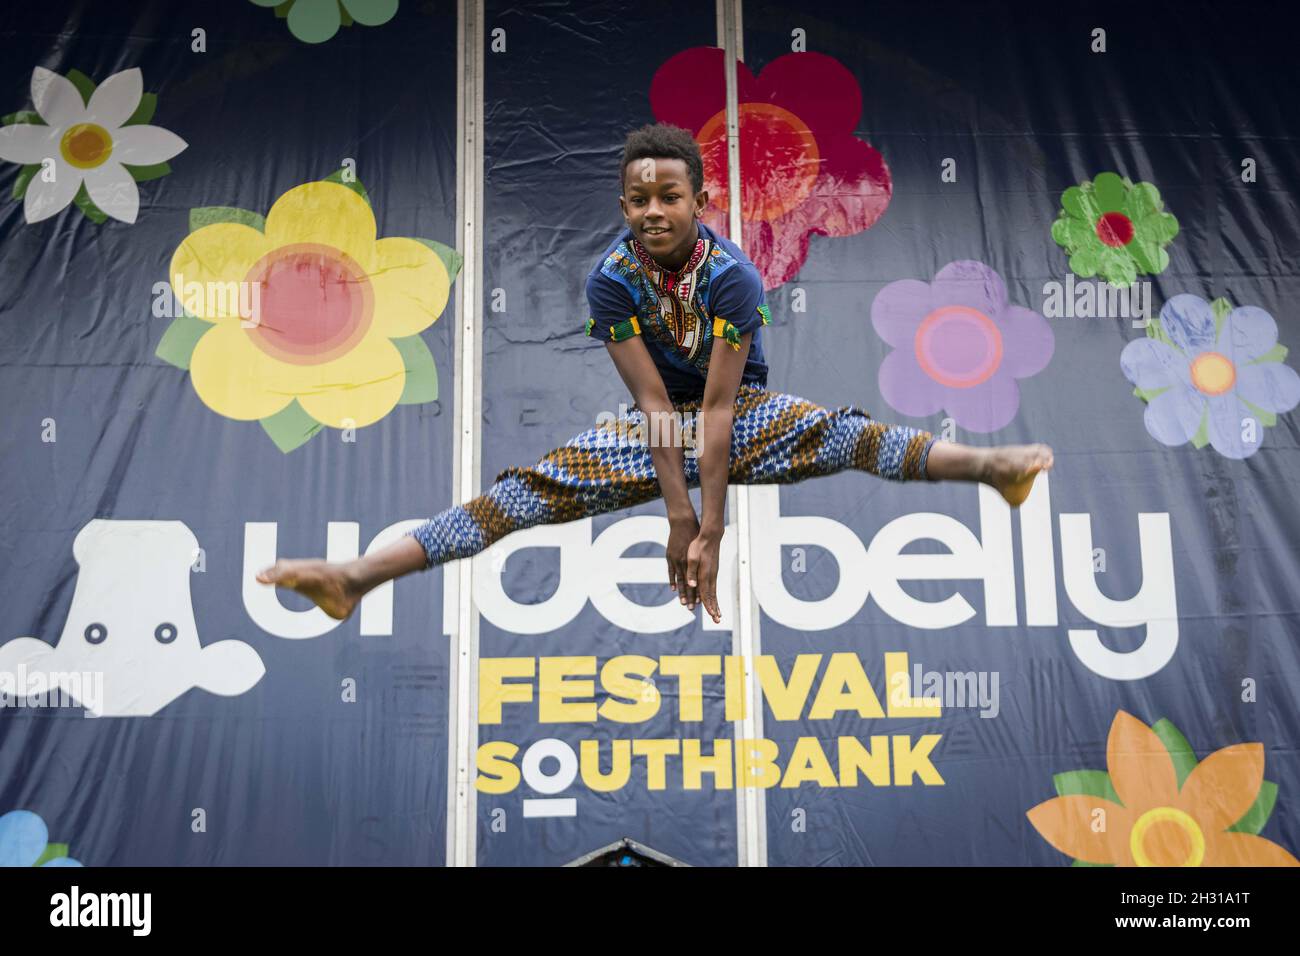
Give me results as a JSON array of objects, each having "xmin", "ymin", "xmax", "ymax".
[
  {"xmin": 1239, "ymin": 398, "xmax": 1277, "ymax": 429},
  {"xmin": 393, "ymin": 334, "xmax": 439, "ymax": 404},
  {"xmin": 1132, "ymin": 385, "xmax": 1170, "ymax": 403},
  {"xmin": 124, "ymin": 91, "xmax": 157, "ymax": 126},
  {"xmin": 2, "ymin": 110, "xmax": 45, "ymax": 126},
  {"xmin": 1227, "ymin": 780, "xmax": 1278, "ymax": 835},
  {"xmin": 414, "ymin": 237, "xmax": 463, "ymax": 281},
  {"xmin": 72, "ymin": 182, "xmax": 108, "ymax": 224},
  {"xmin": 1189, "ymin": 409, "xmax": 1210, "ymax": 449},
  {"xmin": 1053, "ymin": 769, "xmax": 1121, "ymax": 804},
  {"xmin": 323, "ymin": 168, "xmax": 369, "ymax": 205},
  {"xmin": 155, "ymin": 314, "xmax": 213, "ymax": 370},
  {"xmin": 1071, "ymin": 858, "xmax": 1113, "ymax": 867},
  {"xmin": 189, "ymin": 206, "xmax": 266, "ymax": 233},
  {"xmin": 1210, "ymin": 296, "xmax": 1234, "ymax": 326},
  {"xmin": 1152, "ymin": 718, "xmax": 1198, "ymax": 787},
  {"xmin": 65, "ymin": 69, "xmax": 97, "ymax": 106},
  {"xmin": 1144, "ymin": 317, "xmax": 1178, "ymax": 350},
  {"xmin": 33, "ymin": 843, "xmax": 69, "ymax": 867},
  {"xmin": 260, "ymin": 399, "xmax": 324, "ymax": 453},
  {"xmin": 1248, "ymin": 343, "xmax": 1288, "ymax": 365},
  {"xmin": 274, "ymin": 0, "xmax": 293, "ymax": 17},
  {"xmin": 12, "ymin": 163, "xmax": 39, "ymax": 201},
  {"xmin": 126, "ymin": 161, "xmax": 171, "ymax": 183}
]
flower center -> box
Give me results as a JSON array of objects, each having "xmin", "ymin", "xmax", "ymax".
[
  {"xmin": 59, "ymin": 123, "xmax": 113, "ymax": 169},
  {"xmin": 1129, "ymin": 806, "xmax": 1206, "ymax": 867},
  {"xmin": 243, "ymin": 243, "xmax": 374, "ymax": 365},
  {"xmin": 698, "ymin": 102, "xmax": 820, "ymax": 222},
  {"xmin": 1190, "ymin": 351, "xmax": 1236, "ymax": 395},
  {"xmin": 1095, "ymin": 210, "xmax": 1135, "ymax": 248},
  {"xmin": 914, "ymin": 305, "xmax": 1004, "ymax": 388}
]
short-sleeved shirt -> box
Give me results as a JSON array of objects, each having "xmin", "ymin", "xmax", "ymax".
[{"xmin": 584, "ymin": 220, "xmax": 771, "ymax": 401}]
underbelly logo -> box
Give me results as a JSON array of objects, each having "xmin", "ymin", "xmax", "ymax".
[
  {"xmin": 476, "ymin": 651, "xmax": 948, "ymax": 818},
  {"xmin": 456, "ymin": 473, "xmax": 1180, "ymax": 683},
  {"xmin": 245, "ymin": 473, "xmax": 1181, "ymax": 685}
]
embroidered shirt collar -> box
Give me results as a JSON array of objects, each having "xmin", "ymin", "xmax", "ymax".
[{"xmin": 629, "ymin": 232, "xmax": 708, "ymax": 281}]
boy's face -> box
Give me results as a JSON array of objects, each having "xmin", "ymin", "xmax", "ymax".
[{"xmin": 619, "ymin": 157, "xmax": 707, "ymax": 266}]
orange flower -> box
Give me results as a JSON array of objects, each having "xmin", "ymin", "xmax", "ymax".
[{"xmin": 1027, "ymin": 711, "xmax": 1298, "ymax": 866}]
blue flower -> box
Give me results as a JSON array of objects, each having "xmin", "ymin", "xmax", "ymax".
[
  {"xmin": 1121, "ymin": 294, "xmax": 1300, "ymax": 459},
  {"xmin": 0, "ymin": 810, "xmax": 83, "ymax": 867},
  {"xmin": 249, "ymin": 0, "xmax": 399, "ymax": 45}
]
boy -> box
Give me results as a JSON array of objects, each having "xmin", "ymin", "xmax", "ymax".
[{"xmin": 258, "ymin": 123, "xmax": 1052, "ymax": 623}]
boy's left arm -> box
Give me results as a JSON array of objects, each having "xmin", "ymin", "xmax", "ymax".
[{"xmin": 690, "ymin": 329, "xmax": 753, "ymax": 623}]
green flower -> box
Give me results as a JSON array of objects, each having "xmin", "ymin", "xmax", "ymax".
[
  {"xmin": 250, "ymin": 0, "xmax": 399, "ymax": 45},
  {"xmin": 1051, "ymin": 171, "xmax": 1179, "ymax": 287}
]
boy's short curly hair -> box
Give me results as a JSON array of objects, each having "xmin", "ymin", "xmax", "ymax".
[{"xmin": 620, "ymin": 123, "xmax": 705, "ymax": 194}]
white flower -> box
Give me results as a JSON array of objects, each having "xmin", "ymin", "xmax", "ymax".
[{"xmin": 0, "ymin": 67, "xmax": 186, "ymax": 224}]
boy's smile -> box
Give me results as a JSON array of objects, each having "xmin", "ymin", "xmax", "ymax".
[{"xmin": 620, "ymin": 157, "xmax": 708, "ymax": 272}]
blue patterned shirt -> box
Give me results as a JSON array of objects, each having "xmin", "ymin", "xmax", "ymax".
[{"xmin": 584, "ymin": 221, "xmax": 770, "ymax": 400}]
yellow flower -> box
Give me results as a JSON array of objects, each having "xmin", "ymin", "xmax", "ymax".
[{"xmin": 168, "ymin": 180, "xmax": 450, "ymax": 428}]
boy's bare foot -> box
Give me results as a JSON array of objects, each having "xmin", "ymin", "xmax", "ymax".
[
  {"xmin": 255, "ymin": 559, "xmax": 362, "ymax": 621},
  {"xmin": 981, "ymin": 443, "xmax": 1054, "ymax": 508}
]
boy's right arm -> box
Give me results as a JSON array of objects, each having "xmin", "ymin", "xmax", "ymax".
[
  {"xmin": 605, "ymin": 336, "xmax": 703, "ymax": 608},
  {"xmin": 586, "ymin": 268, "xmax": 703, "ymax": 608},
  {"xmin": 604, "ymin": 336, "xmax": 695, "ymax": 520}
]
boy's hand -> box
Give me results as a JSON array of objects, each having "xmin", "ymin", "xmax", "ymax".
[
  {"xmin": 667, "ymin": 512, "xmax": 699, "ymax": 607},
  {"xmin": 686, "ymin": 530, "xmax": 723, "ymax": 624}
]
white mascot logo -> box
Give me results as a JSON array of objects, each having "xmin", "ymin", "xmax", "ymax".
[{"xmin": 0, "ymin": 520, "xmax": 265, "ymax": 717}]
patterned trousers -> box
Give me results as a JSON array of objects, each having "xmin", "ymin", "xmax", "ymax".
[{"xmin": 406, "ymin": 383, "xmax": 938, "ymax": 569}]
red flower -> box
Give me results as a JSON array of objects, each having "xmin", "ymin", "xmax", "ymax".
[{"xmin": 651, "ymin": 46, "xmax": 891, "ymax": 291}]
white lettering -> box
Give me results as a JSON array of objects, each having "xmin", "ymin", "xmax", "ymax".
[{"xmin": 242, "ymin": 473, "xmax": 1180, "ymax": 680}]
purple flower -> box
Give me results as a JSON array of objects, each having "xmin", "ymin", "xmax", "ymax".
[
  {"xmin": 871, "ymin": 260, "xmax": 1054, "ymax": 432},
  {"xmin": 1120, "ymin": 294, "xmax": 1300, "ymax": 459}
]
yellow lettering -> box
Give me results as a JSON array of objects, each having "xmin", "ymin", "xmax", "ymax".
[
  {"xmin": 781, "ymin": 736, "xmax": 838, "ymax": 788},
  {"xmin": 538, "ymin": 656, "xmax": 597, "ymax": 723},
  {"xmin": 597, "ymin": 655, "xmax": 659, "ymax": 723},
  {"xmin": 809, "ymin": 653, "xmax": 884, "ymax": 719},
  {"xmin": 885, "ymin": 652, "xmax": 941, "ymax": 717},
  {"xmin": 580, "ymin": 739, "xmax": 632, "ymax": 791},
  {"xmin": 631, "ymin": 739, "xmax": 681, "ymax": 790},
  {"xmin": 682, "ymin": 738, "xmax": 733, "ymax": 789},
  {"xmin": 893, "ymin": 734, "xmax": 944, "ymax": 785},
  {"xmin": 755, "ymin": 654, "xmax": 821, "ymax": 720},
  {"xmin": 736, "ymin": 738, "xmax": 780, "ymax": 788},
  {"xmin": 475, "ymin": 741, "xmax": 520, "ymax": 793},
  {"xmin": 837, "ymin": 736, "xmax": 891, "ymax": 787},
  {"xmin": 478, "ymin": 657, "xmax": 534, "ymax": 724},
  {"xmin": 660, "ymin": 656, "xmax": 721, "ymax": 721}
]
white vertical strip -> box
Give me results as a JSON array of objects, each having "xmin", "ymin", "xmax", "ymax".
[
  {"xmin": 447, "ymin": 0, "xmax": 485, "ymax": 868},
  {"xmin": 719, "ymin": 0, "xmax": 766, "ymax": 869}
]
